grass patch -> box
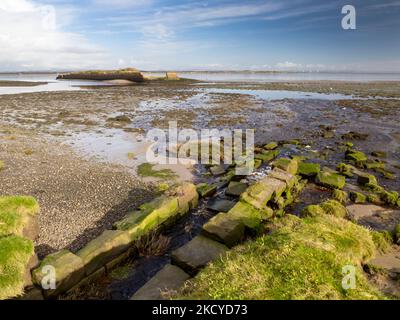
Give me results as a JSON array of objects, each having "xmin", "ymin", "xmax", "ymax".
[
  {"xmin": 137, "ymin": 163, "xmax": 177, "ymax": 179},
  {"xmin": 0, "ymin": 235, "xmax": 34, "ymax": 300},
  {"xmin": 0, "ymin": 196, "xmax": 39, "ymax": 236},
  {"xmin": 178, "ymin": 214, "xmax": 385, "ymax": 300}
]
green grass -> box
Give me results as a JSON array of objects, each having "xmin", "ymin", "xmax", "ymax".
[
  {"xmin": 0, "ymin": 235, "xmax": 34, "ymax": 300},
  {"xmin": 0, "ymin": 196, "xmax": 39, "ymax": 236},
  {"xmin": 137, "ymin": 163, "xmax": 177, "ymax": 179},
  {"xmin": 178, "ymin": 214, "xmax": 385, "ymax": 300}
]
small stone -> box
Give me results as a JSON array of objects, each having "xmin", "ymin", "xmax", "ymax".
[
  {"xmin": 210, "ymin": 165, "xmax": 227, "ymax": 176},
  {"xmin": 225, "ymin": 181, "xmax": 248, "ymax": 197},
  {"xmin": 357, "ymin": 173, "xmax": 377, "ymax": 186},
  {"xmin": 171, "ymin": 236, "xmax": 228, "ymax": 275},
  {"xmin": 337, "ymin": 163, "xmax": 354, "ymax": 177},
  {"xmin": 332, "ymin": 189, "xmax": 348, "ymax": 203},
  {"xmin": 345, "ymin": 150, "xmax": 368, "ymax": 165},
  {"xmin": 130, "ymin": 264, "xmax": 190, "ymax": 300},
  {"xmin": 315, "ymin": 170, "xmax": 346, "ymax": 189},
  {"xmin": 206, "ymin": 199, "xmax": 237, "ymax": 213},
  {"xmin": 350, "ymin": 192, "xmax": 367, "ymax": 204},
  {"xmin": 371, "ymin": 151, "xmax": 387, "ymax": 158},
  {"xmin": 255, "ymin": 150, "xmax": 279, "ymax": 163},
  {"xmin": 264, "ymin": 142, "xmax": 278, "ymax": 150},
  {"xmin": 272, "ymin": 158, "xmax": 298, "ymax": 175},
  {"xmin": 196, "ymin": 183, "xmax": 217, "ymax": 198},
  {"xmin": 268, "ymin": 168, "xmax": 297, "ymax": 189},
  {"xmin": 298, "ymin": 162, "xmax": 321, "ymax": 178}
]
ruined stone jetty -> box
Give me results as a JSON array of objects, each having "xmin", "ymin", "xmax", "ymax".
[{"xmin": 56, "ymin": 68, "xmax": 145, "ymax": 82}]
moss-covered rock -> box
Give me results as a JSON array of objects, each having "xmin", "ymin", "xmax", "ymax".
[
  {"xmin": 332, "ymin": 189, "xmax": 348, "ymax": 203},
  {"xmin": 336, "ymin": 163, "xmax": 354, "ymax": 178},
  {"xmin": 367, "ymin": 194, "xmax": 382, "ymax": 205},
  {"xmin": 255, "ymin": 149, "xmax": 279, "ymax": 163},
  {"xmin": 357, "ymin": 173, "xmax": 378, "ymax": 186},
  {"xmin": 364, "ymin": 160, "xmax": 385, "ymax": 170},
  {"xmin": 202, "ymin": 213, "xmax": 245, "ymax": 247},
  {"xmin": 301, "ymin": 205, "xmax": 325, "ymax": 217},
  {"xmin": 272, "ymin": 158, "xmax": 298, "ymax": 175},
  {"xmin": 320, "ymin": 200, "xmax": 347, "ymax": 218},
  {"xmin": 350, "ymin": 192, "xmax": 367, "ymax": 204},
  {"xmin": 0, "ymin": 235, "xmax": 34, "ymax": 300},
  {"xmin": 225, "ymin": 181, "xmax": 247, "ymax": 197},
  {"xmin": 0, "ymin": 196, "xmax": 40, "ymax": 238},
  {"xmin": 77, "ymin": 230, "xmax": 132, "ymax": 276},
  {"xmin": 380, "ymin": 191, "xmax": 399, "ymax": 206},
  {"xmin": 345, "ymin": 150, "xmax": 368, "ymax": 165},
  {"xmin": 0, "ymin": 160, "xmax": 4, "ymax": 171},
  {"xmin": 298, "ymin": 162, "xmax": 321, "ymax": 178},
  {"xmin": 241, "ymin": 177, "xmax": 286, "ymax": 211},
  {"xmin": 228, "ymin": 201, "xmax": 265, "ymax": 228},
  {"xmin": 371, "ymin": 151, "xmax": 387, "ymax": 158},
  {"xmin": 264, "ymin": 142, "xmax": 278, "ymax": 150},
  {"xmin": 196, "ymin": 183, "xmax": 217, "ymax": 198},
  {"xmin": 315, "ymin": 170, "xmax": 346, "ymax": 189},
  {"xmin": 268, "ymin": 168, "xmax": 297, "ymax": 189},
  {"xmin": 32, "ymin": 250, "xmax": 85, "ymax": 298},
  {"xmin": 395, "ymin": 224, "xmax": 400, "ymax": 245}
]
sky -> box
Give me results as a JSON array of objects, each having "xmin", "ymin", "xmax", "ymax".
[{"xmin": 0, "ymin": 0, "xmax": 399, "ymax": 72}]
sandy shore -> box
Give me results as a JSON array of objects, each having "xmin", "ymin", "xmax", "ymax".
[{"xmin": 0, "ymin": 126, "xmax": 155, "ymax": 258}]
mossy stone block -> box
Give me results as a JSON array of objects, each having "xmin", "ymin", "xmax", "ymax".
[
  {"xmin": 298, "ymin": 162, "xmax": 321, "ymax": 178},
  {"xmin": 202, "ymin": 213, "xmax": 245, "ymax": 247},
  {"xmin": 32, "ymin": 250, "xmax": 84, "ymax": 298},
  {"xmin": 315, "ymin": 170, "xmax": 346, "ymax": 189},
  {"xmin": 77, "ymin": 230, "xmax": 132, "ymax": 276},
  {"xmin": 272, "ymin": 158, "xmax": 299, "ymax": 175}
]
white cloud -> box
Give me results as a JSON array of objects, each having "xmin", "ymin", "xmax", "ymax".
[
  {"xmin": 0, "ymin": 0, "xmax": 110, "ymax": 71},
  {"xmin": 92, "ymin": 0, "xmax": 152, "ymax": 9},
  {"xmin": 276, "ymin": 61, "xmax": 302, "ymax": 69}
]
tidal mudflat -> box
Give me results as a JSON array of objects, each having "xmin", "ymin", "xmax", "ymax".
[{"xmin": 1, "ymin": 75, "xmax": 400, "ymax": 299}]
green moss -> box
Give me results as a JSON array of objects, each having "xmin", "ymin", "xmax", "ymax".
[
  {"xmin": 332, "ymin": 190, "xmax": 348, "ymax": 203},
  {"xmin": 301, "ymin": 205, "xmax": 325, "ymax": 218},
  {"xmin": 196, "ymin": 183, "xmax": 217, "ymax": 198},
  {"xmin": 255, "ymin": 150, "xmax": 279, "ymax": 163},
  {"xmin": 315, "ymin": 170, "xmax": 346, "ymax": 189},
  {"xmin": 395, "ymin": 224, "xmax": 400, "ymax": 245},
  {"xmin": 0, "ymin": 160, "xmax": 4, "ymax": 171},
  {"xmin": 371, "ymin": 231, "xmax": 392, "ymax": 254},
  {"xmin": 345, "ymin": 150, "xmax": 368, "ymax": 166},
  {"xmin": 380, "ymin": 191, "xmax": 399, "ymax": 206},
  {"xmin": 264, "ymin": 142, "xmax": 278, "ymax": 150},
  {"xmin": 298, "ymin": 162, "xmax": 321, "ymax": 177},
  {"xmin": 367, "ymin": 194, "xmax": 382, "ymax": 205},
  {"xmin": 178, "ymin": 214, "xmax": 383, "ymax": 300},
  {"xmin": 357, "ymin": 173, "xmax": 378, "ymax": 186},
  {"xmin": 320, "ymin": 200, "xmax": 348, "ymax": 218},
  {"xmin": 371, "ymin": 151, "xmax": 387, "ymax": 158},
  {"xmin": 137, "ymin": 163, "xmax": 177, "ymax": 179},
  {"xmin": 272, "ymin": 158, "xmax": 298, "ymax": 175},
  {"xmin": 337, "ymin": 163, "xmax": 354, "ymax": 178},
  {"xmin": 0, "ymin": 235, "xmax": 34, "ymax": 300},
  {"xmin": 350, "ymin": 192, "xmax": 367, "ymax": 204},
  {"xmin": 0, "ymin": 196, "xmax": 39, "ymax": 236}
]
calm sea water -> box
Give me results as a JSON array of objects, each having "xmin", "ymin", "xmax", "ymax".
[{"xmin": 0, "ymin": 72, "xmax": 399, "ymax": 95}]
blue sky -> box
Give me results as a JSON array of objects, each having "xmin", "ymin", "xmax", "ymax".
[{"xmin": 1, "ymin": 0, "xmax": 399, "ymax": 71}]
